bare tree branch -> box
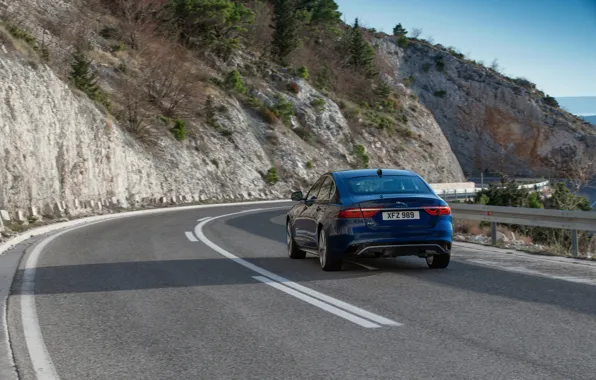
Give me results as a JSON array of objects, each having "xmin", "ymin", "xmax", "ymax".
[
  {"xmin": 411, "ymin": 28, "xmax": 423, "ymax": 39},
  {"xmin": 141, "ymin": 42, "xmax": 196, "ymax": 118}
]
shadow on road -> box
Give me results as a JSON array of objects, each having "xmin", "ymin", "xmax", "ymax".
[
  {"xmin": 224, "ymin": 209, "xmax": 596, "ymax": 318},
  {"xmin": 12, "ymin": 208, "xmax": 596, "ymax": 320}
]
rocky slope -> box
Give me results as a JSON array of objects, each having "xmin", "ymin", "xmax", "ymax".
[
  {"xmin": 376, "ymin": 37, "xmax": 596, "ymax": 176},
  {"xmin": 0, "ymin": 48, "xmax": 463, "ymax": 212}
]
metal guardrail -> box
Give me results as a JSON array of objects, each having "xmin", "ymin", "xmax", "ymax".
[{"xmin": 449, "ymin": 203, "xmax": 596, "ymax": 257}]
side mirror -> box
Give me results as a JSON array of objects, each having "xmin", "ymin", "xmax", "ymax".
[{"xmin": 291, "ymin": 191, "xmax": 304, "ymax": 201}]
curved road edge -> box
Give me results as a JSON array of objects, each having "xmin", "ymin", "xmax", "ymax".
[{"xmin": 0, "ymin": 199, "xmax": 291, "ymax": 380}]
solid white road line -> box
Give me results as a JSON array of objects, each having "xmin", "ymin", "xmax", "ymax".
[
  {"xmin": 253, "ymin": 276, "xmax": 380, "ymax": 328},
  {"xmin": 185, "ymin": 231, "xmax": 199, "ymax": 242},
  {"xmin": 197, "ymin": 217, "xmax": 211, "ymax": 222},
  {"xmin": 466, "ymin": 259, "xmax": 596, "ymax": 286},
  {"xmin": 21, "ymin": 221, "xmax": 109, "ymax": 380},
  {"xmin": 194, "ymin": 209, "xmax": 402, "ymax": 327}
]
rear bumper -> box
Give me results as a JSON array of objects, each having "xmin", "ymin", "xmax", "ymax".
[
  {"xmin": 352, "ymin": 242, "xmax": 451, "ymax": 257},
  {"xmin": 327, "ymin": 220, "xmax": 453, "ymax": 259}
]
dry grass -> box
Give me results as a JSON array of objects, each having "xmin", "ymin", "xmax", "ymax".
[
  {"xmin": 453, "ymin": 218, "xmax": 534, "ymax": 244},
  {"xmin": 0, "ymin": 24, "xmax": 39, "ymax": 62},
  {"xmin": 453, "ymin": 219, "xmax": 488, "ymax": 236}
]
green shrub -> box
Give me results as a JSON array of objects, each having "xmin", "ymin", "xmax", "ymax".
[
  {"xmin": 40, "ymin": 46, "xmax": 50, "ymax": 62},
  {"xmin": 4, "ymin": 23, "xmax": 37, "ymax": 48},
  {"xmin": 245, "ymin": 96, "xmax": 264, "ymax": 109},
  {"xmin": 543, "ymin": 95, "xmax": 559, "ymax": 108},
  {"xmin": 265, "ymin": 167, "xmax": 279, "ymax": 185},
  {"xmin": 397, "ymin": 127, "xmax": 413, "ymax": 138},
  {"xmin": 306, "ymin": 161, "xmax": 313, "ymax": 169},
  {"xmin": 111, "ymin": 42, "xmax": 125, "ymax": 52},
  {"xmin": 159, "ymin": 115, "xmax": 172, "ymax": 124},
  {"xmin": 397, "ymin": 35, "xmax": 408, "ymax": 48},
  {"xmin": 209, "ymin": 77, "xmax": 223, "ymax": 87},
  {"xmin": 243, "ymin": 63, "xmax": 257, "ymax": 76},
  {"xmin": 271, "ymin": 96, "xmax": 294, "ymax": 125},
  {"xmin": 354, "ymin": 144, "xmax": 370, "ymax": 168},
  {"xmin": 310, "ymin": 97, "xmax": 326, "ymax": 112},
  {"xmin": 402, "ymin": 75, "xmax": 416, "ymax": 87},
  {"xmin": 93, "ymin": 90, "xmax": 112, "ymax": 111},
  {"xmin": 70, "ymin": 49, "xmax": 110, "ymax": 110},
  {"xmin": 338, "ymin": 100, "xmax": 348, "ymax": 109},
  {"xmin": 365, "ymin": 111, "xmax": 395, "ymax": 130},
  {"xmin": 447, "ymin": 47, "xmax": 464, "ymax": 59},
  {"xmin": 296, "ymin": 66, "xmax": 309, "ymax": 79},
  {"xmin": 211, "ymin": 159, "xmax": 219, "ymax": 168},
  {"xmin": 513, "ymin": 77, "xmax": 536, "ymax": 90},
  {"xmin": 171, "ymin": 119, "xmax": 187, "ymax": 141},
  {"xmin": 225, "ymin": 70, "xmax": 247, "ymax": 94},
  {"xmin": 434, "ymin": 90, "xmax": 447, "ymax": 98}
]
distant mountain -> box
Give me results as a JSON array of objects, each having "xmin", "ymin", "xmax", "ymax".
[
  {"xmin": 582, "ymin": 115, "xmax": 596, "ymax": 125},
  {"xmin": 556, "ymin": 96, "xmax": 596, "ymax": 116}
]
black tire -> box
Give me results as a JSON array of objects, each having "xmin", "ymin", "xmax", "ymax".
[
  {"xmin": 318, "ymin": 228, "xmax": 342, "ymax": 271},
  {"xmin": 287, "ymin": 222, "xmax": 306, "ymax": 259},
  {"xmin": 426, "ymin": 254, "xmax": 450, "ymax": 269}
]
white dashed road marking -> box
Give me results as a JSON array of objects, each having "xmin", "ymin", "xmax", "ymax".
[
  {"xmin": 185, "ymin": 231, "xmax": 199, "ymax": 242},
  {"xmin": 194, "ymin": 208, "xmax": 402, "ymax": 328}
]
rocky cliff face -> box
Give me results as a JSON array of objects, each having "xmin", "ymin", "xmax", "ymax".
[
  {"xmin": 0, "ymin": 50, "xmax": 463, "ymax": 212},
  {"xmin": 0, "ymin": 0, "xmax": 468, "ymax": 214},
  {"xmin": 376, "ymin": 37, "xmax": 596, "ymax": 176}
]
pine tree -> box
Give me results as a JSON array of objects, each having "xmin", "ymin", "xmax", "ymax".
[
  {"xmin": 271, "ymin": 0, "xmax": 300, "ymax": 65},
  {"xmin": 70, "ymin": 49, "xmax": 99, "ymax": 97},
  {"xmin": 69, "ymin": 48, "xmax": 111, "ymax": 110},
  {"xmin": 309, "ymin": 0, "xmax": 341, "ymax": 25},
  {"xmin": 393, "ymin": 23, "xmax": 407, "ymax": 37},
  {"xmin": 348, "ymin": 18, "xmax": 376, "ymax": 76}
]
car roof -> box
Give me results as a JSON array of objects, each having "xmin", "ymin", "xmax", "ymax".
[{"xmin": 333, "ymin": 169, "xmax": 416, "ymax": 179}]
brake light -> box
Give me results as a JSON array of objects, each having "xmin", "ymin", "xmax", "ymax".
[
  {"xmin": 423, "ymin": 206, "xmax": 451, "ymax": 216},
  {"xmin": 337, "ymin": 208, "xmax": 382, "ymax": 218}
]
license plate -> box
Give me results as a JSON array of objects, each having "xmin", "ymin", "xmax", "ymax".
[{"xmin": 382, "ymin": 211, "xmax": 420, "ymax": 220}]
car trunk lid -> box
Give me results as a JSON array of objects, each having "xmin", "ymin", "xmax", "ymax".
[{"xmin": 354, "ymin": 194, "xmax": 446, "ymax": 230}]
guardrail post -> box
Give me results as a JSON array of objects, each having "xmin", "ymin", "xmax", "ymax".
[
  {"xmin": 571, "ymin": 230, "xmax": 579, "ymax": 257},
  {"xmin": 491, "ymin": 222, "xmax": 497, "ymax": 246}
]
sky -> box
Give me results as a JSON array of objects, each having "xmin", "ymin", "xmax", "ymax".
[{"xmin": 335, "ymin": 0, "xmax": 596, "ymax": 98}]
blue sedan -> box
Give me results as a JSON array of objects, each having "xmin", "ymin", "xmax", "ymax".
[{"xmin": 286, "ymin": 169, "xmax": 453, "ymax": 271}]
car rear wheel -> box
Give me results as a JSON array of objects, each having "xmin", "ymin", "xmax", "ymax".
[
  {"xmin": 318, "ymin": 228, "xmax": 342, "ymax": 271},
  {"xmin": 426, "ymin": 254, "xmax": 450, "ymax": 269},
  {"xmin": 287, "ymin": 222, "xmax": 306, "ymax": 259}
]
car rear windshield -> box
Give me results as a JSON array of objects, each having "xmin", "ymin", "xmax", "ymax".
[{"xmin": 345, "ymin": 175, "xmax": 432, "ymax": 195}]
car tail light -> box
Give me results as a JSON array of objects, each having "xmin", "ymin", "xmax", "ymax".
[
  {"xmin": 337, "ymin": 208, "xmax": 382, "ymax": 218},
  {"xmin": 423, "ymin": 206, "xmax": 451, "ymax": 216}
]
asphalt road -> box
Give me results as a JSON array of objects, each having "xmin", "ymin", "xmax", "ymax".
[{"xmin": 6, "ymin": 203, "xmax": 596, "ymax": 380}]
